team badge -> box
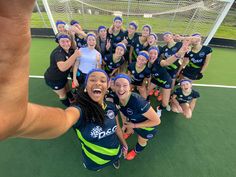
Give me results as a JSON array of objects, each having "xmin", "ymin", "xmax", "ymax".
[
  {"xmin": 139, "ymin": 74, "xmax": 144, "ymax": 78},
  {"xmin": 127, "ymin": 108, "xmax": 133, "ymax": 115},
  {"xmin": 107, "ymin": 110, "xmax": 115, "ymax": 119},
  {"xmin": 199, "ymin": 52, "xmax": 205, "ymax": 57},
  {"xmin": 132, "ymin": 70, "xmax": 135, "ymax": 74},
  {"xmin": 172, "ymin": 47, "xmax": 177, "ymax": 52}
]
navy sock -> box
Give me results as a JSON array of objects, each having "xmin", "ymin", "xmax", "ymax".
[
  {"xmin": 159, "ymin": 104, "xmax": 166, "ymax": 110},
  {"xmin": 135, "ymin": 143, "xmax": 146, "ymax": 153},
  {"xmin": 60, "ymin": 97, "xmax": 70, "ymax": 107}
]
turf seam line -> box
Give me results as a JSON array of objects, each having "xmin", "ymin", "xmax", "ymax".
[{"xmin": 29, "ymin": 75, "xmax": 236, "ymax": 89}]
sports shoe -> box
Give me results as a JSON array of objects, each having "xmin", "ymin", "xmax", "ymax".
[
  {"xmin": 126, "ymin": 149, "xmax": 137, "ymax": 160},
  {"xmin": 112, "ymin": 160, "xmax": 120, "ymax": 169},
  {"xmin": 166, "ymin": 104, "xmax": 171, "ymax": 111},
  {"xmin": 154, "ymin": 90, "xmax": 159, "ymax": 97},
  {"xmin": 123, "ymin": 133, "xmax": 132, "ymax": 140},
  {"xmin": 156, "ymin": 106, "xmax": 162, "ymax": 117},
  {"xmin": 149, "ymin": 89, "xmax": 154, "ymax": 96}
]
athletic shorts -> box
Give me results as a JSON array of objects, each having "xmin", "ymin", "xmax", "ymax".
[
  {"xmin": 166, "ymin": 69, "xmax": 178, "ymax": 79},
  {"xmin": 134, "ymin": 126, "xmax": 158, "ymax": 140},
  {"xmin": 131, "ymin": 80, "xmax": 144, "ymax": 86},
  {"xmin": 45, "ymin": 78, "xmax": 68, "ymax": 90},
  {"xmin": 76, "ymin": 70, "xmax": 87, "ymax": 86},
  {"xmin": 151, "ymin": 77, "xmax": 172, "ymax": 89},
  {"xmin": 182, "ymin": 69, "xmax": 199, "ymax": 80}
]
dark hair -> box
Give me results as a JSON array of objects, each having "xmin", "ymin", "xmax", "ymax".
[{"xmin": 73, "ymin": 86, "xmax": 105, "ymax": 126}]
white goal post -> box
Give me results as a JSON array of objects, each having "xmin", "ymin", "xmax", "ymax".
[{"xmin": 42, "ymin": 0, "xmax": 234, "ymax": 45}]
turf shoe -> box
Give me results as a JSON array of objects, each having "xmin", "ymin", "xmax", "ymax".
[
  {"xmin": 156, "ymin": 106, "xmax": 162, "ymax": 117},
  {"xmin": 126, "ymin": 150, "xmax": 137, "ymax": 160},
  {"xmin": 123, "ymin": 133, "xmax": 132, "ymax": 140},
  {"xmin": 112, "ymin": 160, "xmax": 120, "ymax": 169}
]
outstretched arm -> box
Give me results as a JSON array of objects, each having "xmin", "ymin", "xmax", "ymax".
[{"xmin": 0, "ymin": 0, "xmax": 80, "ymax": 140}]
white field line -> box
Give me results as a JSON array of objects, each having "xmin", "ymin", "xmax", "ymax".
[{"xmin": 29, "ymin": 75, "xmax": 236, "ymax": 89}]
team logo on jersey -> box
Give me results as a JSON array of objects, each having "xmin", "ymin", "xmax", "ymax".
[
  {"xmin": 180, "ymin": 95, "xmax": 183, "ymax": 97},
  {"xmin": 137, "ymin": 44, "xmax": 139, "ymax": 47},
  {"xmin": 66, "ymin": 56, "xmax": 69, "ymax": 59},
  {"xmin": 190, "ymin": 54, "xmax": 193, "ymax": 57},
  {"xmin": 54, "ymin": 86, "xmax": 59, "ymax": 90},
  {"xmin": 91, "ymin": 125, "xmax": 117, "ymax": 139},
  {"xmin": 107, "ymin": 110, "xmax": 115, "ymax": 119},
  {"xmin": 147, "ymin": 134, "xmax": 154, "ymax": 139},
  {"xmin": 90, "ymin": 126, "xmax": 103, "ymax": 138},
  {"xmin": 172, "ymin": 47, "xmax": 178, "ymax": 53},
  {"xmin": 136, "ymin": 48, "xmax": 139, "ymax": 53},
  {"xmin": 199, "ymin": 52, "xmax": 205, "ymax": 57},
  {"xmin": 165, "ymin": 48, "xmax": 168, "ymax": 52},
  {"xmin": 116, "ymin": 37, "xmax": 121, "ymax": 40},
  {"xmin": 132, "ymin": 70, "xmax": 135, "ymax": 74},
  {"xmin": 127, "ymin": 108, "xmax": 133, "ymax": 115},
  {"xmin": 165, "ymin": 84, "xmax": 170, "ymax": 88},
  {"xmin": 154, "ymin": 73, "xmax": 159, "ymax": 76},
  {"xmin": 139, "ymin": 74, "xmax": 144, "ymax": 78}
]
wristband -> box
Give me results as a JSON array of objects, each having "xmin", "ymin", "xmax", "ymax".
[{"xmin": 174, "ymin": 53, "xmax": 181, "ymax": 59}]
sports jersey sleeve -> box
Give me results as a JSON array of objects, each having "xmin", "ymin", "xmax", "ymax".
[
  {"xmin": 184, "ymin": 51, "xmax": 190, "ymax": 58},
  {"xmin": 127, "ymin": 63, "xmax": 132, "ymax": 72},
  {"xmin": 173, "ymin": 88, "xmax": 181, "ymax": 96},
  {"xmin": 206, "ymin": 46, "xmax": 213, "ymax": 55},
  {"xmin": 72, "ymin": 105, "xmax": 83, "ymax": 128},
  {"xmin": 134, "ymin": 94, "xmax": 151, "ymax": 114},
  {"xmin": 193, "ymin": 90, "xmax": 200, "ymax": 99},
  {"xmin": 54, "ymin": 51, "xmax": 66, "ymax": 63}
]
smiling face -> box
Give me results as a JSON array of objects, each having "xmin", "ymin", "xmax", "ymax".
[
  {"xmin": 142, "ymin": 26, "xmax": 151, "ymax": 37},
  {"xmin": 115, "ymin": 46, "xmax": 125, "ymax": 57},
  {"xmin": 181, "ymin": 81, "xmax": 192, "ymax": 92},
  {"xmin": 191, "ymin": 36, "xmax": 201, "ymax": 46},
  {"xmin": 86, "ymin": 72, "xmax": 108, "ymax": 104},
  {"xmin": 87, "ymin": 35, "xmax": 96, "ymax": 48},
  {"xmin": 136, "ymin": 55, "xmax": 148, "ymax": 68},
  {"xmin": 148, "ymin": 35, "xmax": 157, "ymax": 46},
  {"xmin": 113, "ymin": 20, "xmax": 122, "ymax": 30},
  {"xmin": 163, "ymin": 33, "xmax": 173, "ymax": 43},
  {"xmin": 149, "ymin": 49, "xmax": 158, "ymax": 62},
  {"xmin": 98, "ymin": 28, "xmax": 107, "ymax": 39},
  {"xmin": 115, "ymin": 78, "xmax": 131, "ymax": 100},
  {"xmin": 59, "ymin": 38, "xmax": 71, "ymax": 51},
  {"xmin": 128, "ymin": 25, "xmax": 136, "ymax": 35},
  {"xmin": 57, "ymin": 24, "xmax": 66, "ymax": 33}
]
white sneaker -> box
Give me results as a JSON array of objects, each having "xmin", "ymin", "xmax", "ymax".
[
  {"xmin": 156, "ymin": 107, "xmax": 162, "ymax": 117},
  {"xmin": 166, "ymin": 105, "xmax": 171, "ymax": 111}
]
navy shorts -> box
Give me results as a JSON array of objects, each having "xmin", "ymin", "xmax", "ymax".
[
  {"xmin": 76, "ymin": 70, "xmax": 87, "ymax": 85},
  {"xmin": 134, "ymin": 126, "xmax": 158, "ymax": 140},
  {"xmin": 45, "ymin": 78, "xmax": 68, "ymax": 90},
  {"xmin": 151, "ymin": 77, "xmax": 172, "ymax": 89},
  {"xmin": 182, "ymin": 69, "xmax": 199, "ymax": 80}
]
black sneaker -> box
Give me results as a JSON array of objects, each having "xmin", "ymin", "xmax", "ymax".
[{"xmin": 112, "ymin": 160, "xmax": 120, "ymax": 169}]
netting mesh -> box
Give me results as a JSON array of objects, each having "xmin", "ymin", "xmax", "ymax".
[{"xmin": 40, "ymin": 0, "xmax": 230, "ymax": 42}]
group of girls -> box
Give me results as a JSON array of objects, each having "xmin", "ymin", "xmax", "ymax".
[{"xmin": 43, "ymin": 16, "xmax": 212, "ymax": 171}]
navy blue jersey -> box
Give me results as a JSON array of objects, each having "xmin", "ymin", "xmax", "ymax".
[
  {"xmin": 123, "ymin": 31, "xmax": 139, "ymax": 62},
  {"xmin": 149, "ymin": 58, "xmax": 172, "ymax": 89},
  {"xmin": 107, "ymin": 29, "xmax": 125, "ymax": 52},
  {"xmin": 184, "ymin": 46, "xmax": 212, "ymax": 74},
  {"xmin": 103, "ymin": 54, "xmax": 125, "ymax": 75},
  {"xmin": 73, "ymin": 101, "xmax": 121, "ymax": 170},
  {"xmin": 44, "ymin": 46, "xmax": 74, "ymax": 81},
  {"xmin": 173, "ymin": 87, "xmax": 200, "ymax": 104},
  {"xmin": 75, "ymin": 35, "xmax": 87, "ymax": 48},
  {"xmin": 128, "ymin": 62, "xmax": 151, "ymax": 86},
  {"xmin": 160, "ymin": 42, "xmax": 183, "ymax": 77},
  {"xmin": 119, "ymin": 93, "xmax": 151, "ymax": 123},
  {"xmin": 131, "ymin": 35, "xmax": 149, "ymax": 62}
]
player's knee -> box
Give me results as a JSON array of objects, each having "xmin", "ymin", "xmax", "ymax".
[{"xmin": 184, "ymin": 111, "xmax": 192, "ymax": 119}]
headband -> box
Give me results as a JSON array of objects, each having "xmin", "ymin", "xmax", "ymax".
[
  {"xmin": 85, "ymin": 69, "xmax": 109, "ymax": 86},
  {"xmin": 114, "ymin": 74, "xmax": 131, "ymax": 83},
  {"xmin": 113, "ymin": 16, "xmax": 123, "ymax": 22},
  {"xmin": 116, "ymin": 43, "xmax": 127, "ymax": 51},
  {"xmin": 58, "ymin": 34, "xmax": 70, "ymax": 41},
  {"xmin": 86, "ymin": 33, "xmax": 96, "ymax": 39},
  {"xmin": 56, "ymin": 21, "xmax": 66, "ymax": 27},
  {"xmin": 191, "ymin": 33, "xmax": 201, "ymax": 37},
  {"xmin": 129, "ymin": 22, "xmax": 138, "ymax": 30},
  {"xmin": 163, "ymin": 31, "xmax": 172, "ymax": 36},
  {"xmin": 148, "ymin": 46, "xmax": 159, "ymax": 53},
  {"xmin": 180, "ymin": 79, "xmax": 192, "ymax": 85},
  {"xmin": 138, "ymin": 51, "xmax": 149, "ymax": 60},
  {"xmin": 97, "ymin": 25, "xmax": 106, "ymax": 32},
  {"xmin": 70, "ymin": 20, "xmax": 79, "ymax": 26},
  {"xmin": 149, "ymin": 33, "xmax": 158, "ymax": 40}
]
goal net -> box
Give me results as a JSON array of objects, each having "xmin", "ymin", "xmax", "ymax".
[{"xmin": 42, "ymin": 0, "xmax": 234, "ymax": 45}]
